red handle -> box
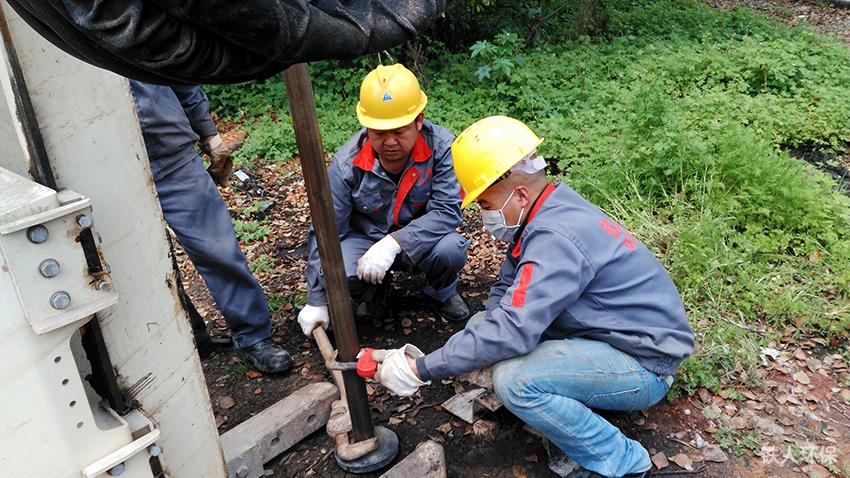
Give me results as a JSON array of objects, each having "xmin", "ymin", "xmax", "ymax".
[{"xmin": 356, "ymin": 348, "xmax": 378, "ymax": 378}]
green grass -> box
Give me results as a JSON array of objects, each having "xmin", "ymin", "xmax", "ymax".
[
  {"xmin": 207, "ymin": 0, "xmax": 850, "ymax": 393},
  {"xmin": 249, "ymin": 253, "xmax": 275, "ymax": 274}
]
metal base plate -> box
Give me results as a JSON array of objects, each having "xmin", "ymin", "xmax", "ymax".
[{"xmin": 334, "ymin": 426, "xmax": 399, "ymax": 474}]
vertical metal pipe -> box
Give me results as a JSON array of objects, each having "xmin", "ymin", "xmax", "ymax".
[{"xmin": 282, "ymin": 64, "xmax": 375, "ymax": 442}]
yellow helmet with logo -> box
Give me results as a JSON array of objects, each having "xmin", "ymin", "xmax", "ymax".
[
  {"xmin": 452, "ymin": 116, "xmax": 544, "ymax": 209},
  {"xmin": 356, "ymin": 64, "xmax": 428, "ymax": 130}
]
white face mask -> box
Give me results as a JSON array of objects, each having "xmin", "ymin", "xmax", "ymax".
[{"xmin": 481, "ymin": 190, "xmax": 525, "ymax": 243}]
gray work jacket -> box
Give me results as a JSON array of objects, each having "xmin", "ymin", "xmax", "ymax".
[
  {"xmin": 306, "ymin": 120, "xmax": 462, "ymax": 305},
  {"xmin": 418, "ymin": 182, "xmax": 695, "ymax": 380}
]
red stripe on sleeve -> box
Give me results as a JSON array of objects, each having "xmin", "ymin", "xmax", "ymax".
[{"xmin": 511, "ymin": 263, "xmax": 534, "ymax": 308}]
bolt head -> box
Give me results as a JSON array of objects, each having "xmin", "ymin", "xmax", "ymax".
[
  {"xmin": 107, "ymin": 463, "xmax": 124, "ymax": 476},
  {"xmin": 50, "ymin": 291, "xmax": 71, "ymax": 310},
  {"xmin": 26, "ymin": 225, "xmax": 49, "ymax": 244},
  {"xmin": 39, "ymin": 259, "xmax": 60, "ymax": 278},
  {"xmin": 148, "ymin": 444, "xmax": 163, "ymax": 457},
  {"xmin": 76, "ymin": 215, "xmax": 93, "ymax": 229},
  {"xmin": 96, "ymin": 280, "xmax": 113, "ymax": 293}
]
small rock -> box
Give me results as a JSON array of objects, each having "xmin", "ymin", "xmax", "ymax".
[
  {"xmin": 254, "ymin": 387, "xmax": 262, "ymax": 395},
  {"xmin": 651, "ymin": 452, "xmax": 669, "ymax": 470},
  {"xmin": 217, "ymin": 395, "xmax": 236, "ymax": 410},
  {"xmin": 694, "ymin": 433, "xmax": 708, "ymax": 449},
  {"xmin": 401, "ymin": 318, "xmax": 413, "ymax": 328},
  {"xmin": 525, "ymin": 455, "xmax": 539, "ymax": 463}
]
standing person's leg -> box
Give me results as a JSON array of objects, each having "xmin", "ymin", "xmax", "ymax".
[
  {"xmin": 492, "ymin": 338, "xmax": 670, "ymax": 477},
  {"xmin": 153, "ymin": 155, "xmax": 291, "ymax": 372},
  {"xmin": 407, "ymin": 232, "xmax": 470, "ymax": 321}
]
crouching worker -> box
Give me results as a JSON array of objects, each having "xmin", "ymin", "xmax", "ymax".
[
  {"xmin": 365, "ymin": 117, "xmax": 695, "ymax": 477},
  {"xmin": 297, "ymin": 64, "xmax": 470, "ymax": 336}
]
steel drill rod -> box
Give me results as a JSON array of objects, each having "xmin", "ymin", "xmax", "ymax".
[{"xmin": 282, "ymin": 64, "xmax": 375, "ymax": 442}]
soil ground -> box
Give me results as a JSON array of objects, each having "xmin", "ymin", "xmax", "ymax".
[{"xmin": 180, "ymin": 3, "xmax": 850, "ymax": 476}]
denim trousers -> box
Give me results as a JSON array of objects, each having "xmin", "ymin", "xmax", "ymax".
[{"xmin": 468, "ymin": 311, "xmax": 671, "ymax": 477}]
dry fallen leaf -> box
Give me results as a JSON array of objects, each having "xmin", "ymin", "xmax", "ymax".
[
  {"xmin": 651, "ymin": 452, "xmax": 669, "ymax": 470},
  {"xmin": 702, "ymin": 446, "xmax": 728, "ymax": 463},
  {"xmin": 217, "ymin": 395, "xmax": 236, "ymax": 410},
  {"xmin": 793, "ymin": 371, "xmax": 811, "ymax": 385},
  {"xmin": 246, "ymin": 370, "xmax": 263, "ymax": 379},
  {"xmin": 471, "ymin": 419, "xmax": 497, "ymax": 438},
  {"xmin": 511, "ymin": 465, "xmax": 529, "ymax": 478},
  {"xmin": 670, "ymin": 453, "xmax": 694, "ymax": 471},
  {"xmin": 436, "ymin": 422, "xmax": 452, "ymax": 434},
  {"xmin": 729, "ymin": 416, "xmax": 747, "ymax": 429},
  {"xmin": 214, "ymin": 414, "xmax": 227, "ymax": 428}
]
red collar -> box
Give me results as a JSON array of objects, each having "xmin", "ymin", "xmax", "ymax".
[
  {"xmin": 353, "ymin": 134, "xmax": 432, "ymax": 172},
  {"xmin": 511, "ymin": 183, "xmax": 556, "ymax": 258}
]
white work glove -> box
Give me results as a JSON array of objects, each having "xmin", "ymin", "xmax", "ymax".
[
  {"xmin": 372, "ymin": 344, "xmax": 430, "ymax": 397},
  {"xmin": 297, "ymin": 304, "xmax": 329, "ymax": 336},
  {"xmin": 356, "ymin": 235, "xmax": 401, "ymax": 285}
]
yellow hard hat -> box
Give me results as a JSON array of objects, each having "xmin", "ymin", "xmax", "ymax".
[
  {"xmin": 452, "ymin": 116, "xmax": 544, "ymax": 209},
  {"xmin": 356, "ymin": 64, "xmax": 427, "ymax": 130}
]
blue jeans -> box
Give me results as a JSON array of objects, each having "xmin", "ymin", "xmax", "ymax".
[
  {"xmin": 485, "ymin": 314, "xmax": 670, "ymax": 477},
  {"xmin": 152, "ymin": 154, "xmax": 271, "ymax": 349}
]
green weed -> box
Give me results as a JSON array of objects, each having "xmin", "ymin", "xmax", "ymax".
[
  {"xmin": 232, "ymin": 219, "xmax": 271, "ymax": 243},
  {"xmin": 250, "ymin": 254, "xmax": 274, "ymax": 274}
]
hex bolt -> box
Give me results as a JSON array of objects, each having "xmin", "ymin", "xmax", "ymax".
[
  {"xmin": 235, "ymin": 465, "xmax": 250, "ymax": 478},
  {"xmin": 148, "ymin": 444, "xmax": 163, "ymax": 457},
  {"xmin": 38, "ymin": 259, "xmax": 61, "ymax": 278},
  {"xmin": 96, "ymin": 280, "xmax": 113, "ymax": 293},
  {"xmin": 26, "ymin": 225, "xmax": 49, "ymax": 244},
  {"xmin": 50, "ymin": 291, "xmax": 71, "ymax": 310},
  {"xmin": 76, "ymin": 215, "xmax": 93, "ymax": 229},
  {"xmin": 107, "ymin": 463, "xmax": 124, "ymax": 476}
]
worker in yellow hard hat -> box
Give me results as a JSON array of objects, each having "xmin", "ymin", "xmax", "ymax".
[
  {"xmin": 298, "ymin": 64, "xmax": 470, "ymax": 334},
  {"xmin": 368, "ymin": 116, "xmax": 695, "ymax": 478}
]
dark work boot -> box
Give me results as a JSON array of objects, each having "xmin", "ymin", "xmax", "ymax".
[
  {"xmin": 235, "ymin": 339, "xmax": 292, "ymax": 374},
  {"xmin": 437, "ymin": 292, "xmax": 469, "ymax": 322}
]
